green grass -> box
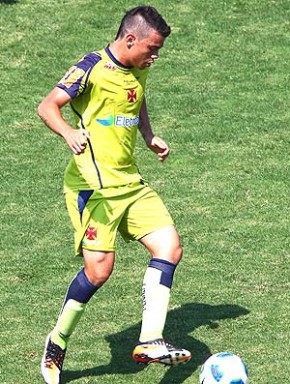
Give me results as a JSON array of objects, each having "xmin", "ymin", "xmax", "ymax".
[{"xmin": 1, "ymin": 0, "xmax": 290, "ymax": 382}]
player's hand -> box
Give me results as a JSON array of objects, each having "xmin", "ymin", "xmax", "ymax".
[
  {"xmin": 63, "ymin": 128, "xmax": 90, "ymax": 155},
  {"xmin": 148, "ymin": 135, "xmax": 170, "ymax": 162}
]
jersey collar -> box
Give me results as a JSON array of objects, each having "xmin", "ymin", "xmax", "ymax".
[{"xmin": 105, "ymin": 46, "xmax": 133, "ymax": 69}]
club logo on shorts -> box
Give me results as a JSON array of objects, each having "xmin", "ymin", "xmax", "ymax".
[
  {"xmin": 85, "ymin": 226, "xmax": 97, "ymax": 240},
  {"xmin": 127, "ymin": 89, "xmax": 137, "ymax": 103}
]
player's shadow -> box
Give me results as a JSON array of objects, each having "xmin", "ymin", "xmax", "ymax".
[{"xmin": 62, "ymin": 302, "xmax": 249, "ymax": 383}]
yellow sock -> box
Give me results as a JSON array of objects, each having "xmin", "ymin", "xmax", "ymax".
[{"xmin": 51, "ymin": 299, "xmax": 86, "ymax": 349}]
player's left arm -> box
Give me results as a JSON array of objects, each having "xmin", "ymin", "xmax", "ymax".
[{"xmin": 138, "ymin": 97, "xmax": 170, "ymax": 162}]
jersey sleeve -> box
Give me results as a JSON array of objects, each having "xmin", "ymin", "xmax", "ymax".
[{"xmin": 57, "ymin": 52, "xmax": 102, "ymax": 99}]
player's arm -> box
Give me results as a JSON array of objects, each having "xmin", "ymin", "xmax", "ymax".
[
  {"xmin": 138, "ymin": 97, "xmax": 170, "ymax": 162},
  {"xmin": 37, "ymin": 87, "xmax": 89, "ymax": 155}
]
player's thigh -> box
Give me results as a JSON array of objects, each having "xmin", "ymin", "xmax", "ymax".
[
  {"xmin": 140, "ymin": 225, "xmax": 183, "ymax": 264},
  {"xmin": 119, "ymin": 187, "xmax": 177, "ymax": 252}
]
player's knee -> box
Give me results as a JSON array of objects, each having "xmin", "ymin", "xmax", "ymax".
[
  {"xmin": 95, "ymin": 271, "xmax": 112, "ymax": 286},
  {"xmin": 155, "ymin": 241, "xmax": 183, "ymax": 264},
  {"xmin": 85, "ymin": 267, "xmax": 113, "ymax": 287},
  {"xmin": 172, "ymin": 243, "xmax": 183, "ymax": 265},
  {"xmin": 83, "ymin": 250, "xmax": 115, "ymax": 286}
]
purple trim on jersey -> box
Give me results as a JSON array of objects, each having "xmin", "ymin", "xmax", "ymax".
[
  {"xmin": 105, "ymin": 46, "xmax": 133, "ymax": 69},
  {"xmin": 57, "ymin": 52, "xmax": 102, "ymax": 99}
]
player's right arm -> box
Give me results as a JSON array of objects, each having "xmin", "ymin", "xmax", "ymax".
[{"xmin": 37, "ymin": 87, "xmax": 89, "ymax": 155}]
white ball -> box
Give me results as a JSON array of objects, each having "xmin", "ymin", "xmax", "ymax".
[{"xmin": 199, "ymin": 352, "xmax": 249, "ymax": 384}]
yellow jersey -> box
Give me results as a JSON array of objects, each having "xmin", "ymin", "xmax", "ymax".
[{"xmin": 57, "ymin": 47, "xmax": 149, "ymax": 192}]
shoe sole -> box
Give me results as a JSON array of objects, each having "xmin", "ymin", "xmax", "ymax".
[{"xmin": 134, "ymin": 352, "xmax": 191, "ymax": 366}]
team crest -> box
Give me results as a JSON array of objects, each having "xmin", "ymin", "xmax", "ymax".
[
  {"xmin": 85, "ymin": 226, "xmax": 97, "ymax": 240},
  {"xmin": 127, "ymin": 89, "xmax": 137, "ymax": 103}
]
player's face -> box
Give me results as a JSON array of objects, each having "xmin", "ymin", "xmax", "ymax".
[{"xmin": 129, "ymin": 31, "xmax": 165, "ymax": 69}]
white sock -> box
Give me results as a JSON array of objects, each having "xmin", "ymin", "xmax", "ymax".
[{"xmin": 139, "ymin": 266, "xmax": 171, "ymax": 342}]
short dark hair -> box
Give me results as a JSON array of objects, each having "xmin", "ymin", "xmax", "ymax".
[{"xmin": 116, "ymin": 6, "xmax": 171, "ymax": 40}]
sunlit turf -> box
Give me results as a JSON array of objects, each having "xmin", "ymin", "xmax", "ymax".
[{"xmin": 1, "ymin": 0, "xmax": 290, "ymax": 382}]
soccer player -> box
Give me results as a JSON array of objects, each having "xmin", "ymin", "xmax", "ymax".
[{"xmin": 38, "ymin": 5, "xmax": 191, "ymax": 384}]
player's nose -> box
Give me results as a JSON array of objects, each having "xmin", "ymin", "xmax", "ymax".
[{"xmin": 151, "ymin": 53, "xmax": 159, "ymax": 60}]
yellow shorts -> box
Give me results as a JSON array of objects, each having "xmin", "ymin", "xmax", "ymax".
[{"xmin": 65, "ymin": 182, "xmax": 174, "ymax": 256}]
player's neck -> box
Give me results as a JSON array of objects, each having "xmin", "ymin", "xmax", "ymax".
[{"xmin": 109, "ymin": 40, "xmax": 131, "ymax": 68}]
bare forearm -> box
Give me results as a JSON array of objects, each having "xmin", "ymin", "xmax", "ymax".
[
  {"xmin": 37, "ymin": 99, "xmax": 74, "ymax": 139},
  {"xmin": 37, "ymin": 88, "xmax": 89, "ymax": 155},
  {"xmin": 138, "ymin": 99, "xmax": 154, "ymax": 145},
  {"xmin": 138, "ymin": 98, "xmax": 170, "ymax": 162}
]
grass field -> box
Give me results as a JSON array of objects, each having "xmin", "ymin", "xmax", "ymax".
[{"xmin": 1, "ymin": 0, "xmax": 290, "ymax": 382}]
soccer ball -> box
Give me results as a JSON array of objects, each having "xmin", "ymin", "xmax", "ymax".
[{"xmin": 199, "ymin": 352, "xmax": 249, "ymax": 384}]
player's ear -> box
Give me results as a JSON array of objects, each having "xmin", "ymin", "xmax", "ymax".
[{"xmin": 126, "ymin": 34, "xmax": 136, "ymax": 49}]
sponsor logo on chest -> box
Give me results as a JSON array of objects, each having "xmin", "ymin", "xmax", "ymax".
[{"xmin": 96, "ymin": 114, "xmax": 139, "ymax": 128}]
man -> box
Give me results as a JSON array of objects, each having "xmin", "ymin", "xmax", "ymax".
[{"xmin": 38, "ymin": 6, "xmax": 191, "ymax": 384}]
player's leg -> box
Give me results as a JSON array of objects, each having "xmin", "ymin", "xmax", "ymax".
[
  {"xmin": 47, "ymin": 189, "xmax": 117, "ymax": 347},
  {"xmin": 41, "ymin": 190, "xmax": 118, "ymax": 384},
  {"xmin": 119, "ymin": 186, "xmax": 191, "ymax": 366},
  {"xmin": 41, "ymin": 250, "xmax": 114, "ymax": 384},
  {"xmin": 133, "ymin": 226, "xmax": 191, "ymax": 365},
  {"xmin": 51, "ymin": 249, "xmax": 115, "ymax": 349},
  {"xmin": 138, "ymin": 225, "xmax": 182, "ymax": 342}
]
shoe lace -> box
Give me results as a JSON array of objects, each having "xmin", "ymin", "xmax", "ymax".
[
  {"xmin": 45, "ymin": 340, "xmax": 66, "ymax": 370},
  {"xmin": 150, "ymin": 338, "xmax": 165, "ymax": 346},
  {"xmin": 165, "ymin": 341, "xmax": 180, "ymax": 352},
  {"xmin": 144, "ymin": 339, "xmax": 177, "ymax": 350},
  {"xmin": 148, "ymin": 339, "xmax": 178, "ymax": 353}
]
